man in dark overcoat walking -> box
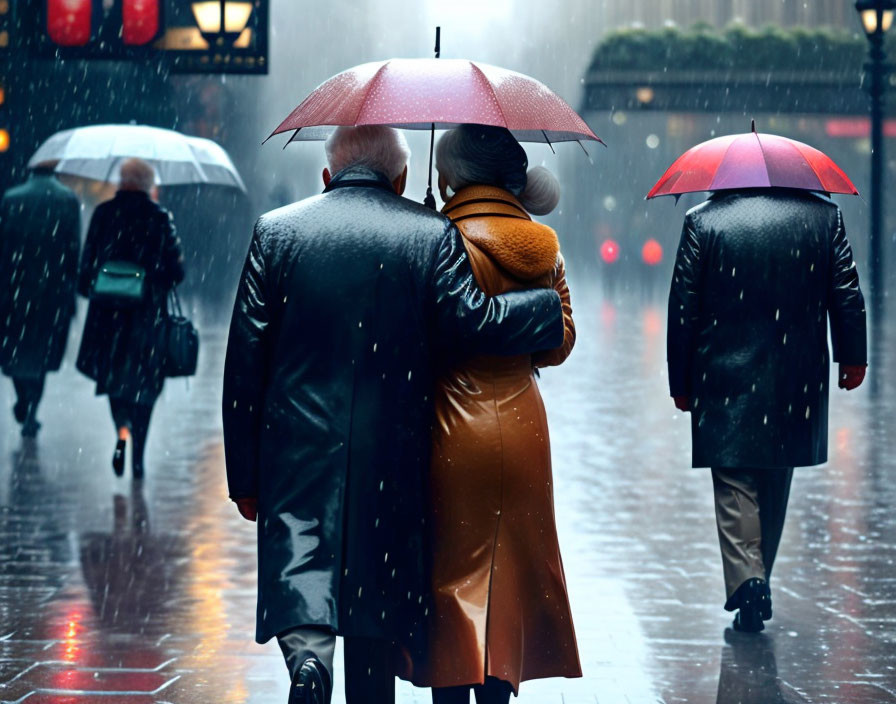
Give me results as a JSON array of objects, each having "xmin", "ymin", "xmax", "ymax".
[
  {"xmin": 223, "ymin": 126, "xmax": 564, "ymax": 704},
  {"xmin": 667, "ymin": 187, "xmax": 867, "ymax": 632},
  {"xmin": 0, "ymin": 163, "xmax": 80, "ymax": 437}
]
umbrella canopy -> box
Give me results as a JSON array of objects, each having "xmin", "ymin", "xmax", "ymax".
[
  {"xmin": 267, "ymin": 58, "xmax": 602, "ymax": 146},
  {"xmin": 28, "ymin": 124, "xmax": 246, "ymax": 192},
  {"xmin": 647, "ymin": 125, "xmax": 857, "ymax": 199}
]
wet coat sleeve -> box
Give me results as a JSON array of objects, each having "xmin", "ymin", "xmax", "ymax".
[
  {"xmin": 77, "ymin": 208, "xmax": 102, "ymax": 298},
  {"xmin": 222, "ymin": 228, "xmax": 269, "ymax": 500},
  {"xmin": 430, "ymin": 225, "xmax": 564, "ymax": 357},
  {"xmin": 532, "ymin": 253, "xmax": 576, "ymax": 368},
  {"xmin": 158, "ymin": 210, "xmax": 185, "ymax": 288},
  {"xmin": 828, "ymin": 208, "xmax": 867, "ymax": 365},
  {"xmin": 62, "ymin": 196, "xmax": 81, "ymax": 318},
  {"xmin": 667, "ymin": 214, "xmax": 703, "ymax": 398}
]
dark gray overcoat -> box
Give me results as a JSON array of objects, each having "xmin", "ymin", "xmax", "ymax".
[
  {"xmin": 0, "ymin": 173, "xmax": 80, "ymax": 378},
  {"xmin": 667, "ymin": 189, "xmax": 866, "ymax": 469},
  {"xmin": 222, "ymin": 167, "xmax": 563, "ymax": 645}
]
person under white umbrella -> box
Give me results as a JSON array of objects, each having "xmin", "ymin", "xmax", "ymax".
[{"xmin": 28, "ymin": 124, "xmax": 246, "ymax": 192}]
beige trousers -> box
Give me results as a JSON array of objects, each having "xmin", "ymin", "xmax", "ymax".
[{"xmin": 711, "ymin": 467, "xmax": 794, "ymax": 607}]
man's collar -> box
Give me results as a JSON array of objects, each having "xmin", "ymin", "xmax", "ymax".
[{"xmin": 323, "ymin": 165, "xmax": 395, "ymax": 194}]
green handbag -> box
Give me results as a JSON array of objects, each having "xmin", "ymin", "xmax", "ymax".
[{"xmin": 91, "ymin": 261, "xmax": 146, "ymax": 307}]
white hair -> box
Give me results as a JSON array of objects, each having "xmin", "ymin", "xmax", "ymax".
[
  {"xmin": 119, "ymin": 158, "xmax": 156, "ymax": 193},
  {"xmin": 325, "ymin": 126, "xmax": 411, "ymax": 181}
]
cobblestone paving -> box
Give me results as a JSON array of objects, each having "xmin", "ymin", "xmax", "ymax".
[{"xmin": 0, "ymin": 288, "xmax": 894, "ymax": 704}]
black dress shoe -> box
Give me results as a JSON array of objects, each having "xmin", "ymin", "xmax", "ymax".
[
  {"xmin": 112, "ymin": 439, "xmax": 126, "ymax": 477},
  {"xmin": 729, "ymin": 578, "xmax": 772, "ymax": 633},
  {"xmin": 288, "ymin": 658, "xmax": 331, "ymax": 704},
  {"xmin": 132, "ymin": 462, "xmax": 144, "ymax": 480},
  {"xmin": 733, "ymin": 606, "xmax": 764, "ymax": 632}
]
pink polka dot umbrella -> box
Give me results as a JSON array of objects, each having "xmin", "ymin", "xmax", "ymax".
[
  {"xmin": 265, "ymin": 33, "xmax": 602, "ymax": 207},
  {"xmin": 266, "ymin": 58, "xmax": 601, "ymax": 148}
]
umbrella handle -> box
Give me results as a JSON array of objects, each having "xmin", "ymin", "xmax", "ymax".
[
  {"xmin": 423, "ymin": 27, "xmax": 441, "ymax": 210},
  {"xmin": 424, "ymin": 121, "xmax": 437, "ymax": 210}
]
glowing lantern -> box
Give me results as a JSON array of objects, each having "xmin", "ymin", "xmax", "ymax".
[
  {"xmin": 600, "ymin": 238, "xmax": 620, "ymax": 264},
  {"xmin": 641, "ymin": 238, "xmax": 663, "ymax": 266},
  {"xmin": 46, "ymin": 0, "xmax": 92, "ymax": 47},
  {"xmin": 122, "ymin": 0, "xmax": 161, "ymax": 46}
]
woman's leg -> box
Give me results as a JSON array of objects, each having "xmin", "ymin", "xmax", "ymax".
[
  {"xmin": 109, "ymin": 397, "xmax": 130, "ymax": 476},
  {"xmin": 130, "ymin": 402, "xmax": 154, "ymax": 479},
  {"xmin": 473, "ymin": 678, "xmax": 512, "ymax": 704},
  {"xmin": 432, "ymin": 686, "xmax": 471, "ymax": 704}
]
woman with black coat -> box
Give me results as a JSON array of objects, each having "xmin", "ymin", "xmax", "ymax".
[{"xmin": 77, "ymin": 158, "xmax": 184, "ymax": 479}]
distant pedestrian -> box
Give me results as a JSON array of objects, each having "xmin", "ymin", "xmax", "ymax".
[
  {"xmin": 400, "ymin": 125, "xmax": 582, "ymax": 704},
  {"xmin": 667, "ymin": 187, "xmax": 867, "ymax": 632},
  {"xmin": 76, "ymin": 158, "xmax": 184, "ymax": 480},
  {"xmin": 0, "ymin": 162, "xmax": 81, "ymax": 438},
  {"xmin": 222, "ymin": 126, "xmax": 563, "ymax": 704}
]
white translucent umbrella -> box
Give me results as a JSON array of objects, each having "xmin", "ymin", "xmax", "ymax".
[{"xmin": 28, "ymin": 124, "xmax": 246, "ymax": 192}]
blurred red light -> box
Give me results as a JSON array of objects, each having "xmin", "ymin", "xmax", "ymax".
[
  {"xmin": 123, "ymin": 0, "xmax": 160, "ymax": 46},
  {"xmin": 600, "ymin": 238, "xmax": 620, "ymax": 264},
  {"xmin": 641, "ymin": 238, "xmax": 663, "ymax": 266},
  {"xmin": 46, "ymin": 0, "xmax": 92, "ymax": 47}
]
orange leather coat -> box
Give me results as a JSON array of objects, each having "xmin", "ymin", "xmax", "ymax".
[{"xmin": 406, "ymin": 186, "xmax": 581, "ymax": 691}]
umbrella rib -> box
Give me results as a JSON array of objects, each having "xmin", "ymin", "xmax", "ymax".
[
  {"xmin": 789, "ymin": 140, "xmax": 855, "ymax": 194},
  {"xmin": 542, "ymin": 130, "xmax": 556, "ymax": 154},
  {"xmin": 469, "ymin": 62, "xmax": 510, "ymax": 131},
  {"xmin": 706, "ymin": 137, "xmax": 741, "ymax": 191},
  {"xmin": 752, "ymin": 131, "xmax": 774, "ymax": 189},
  {"xmin": 284, "ymin": 129, "xmax": 301, "ymax": 149},
  {"xmin": 353, "ymin": 61, "xmax": 392, "ymax": 126},
  {"xmin": 576, "ymin": 140, "xmax": 589, "ymax": 157}
]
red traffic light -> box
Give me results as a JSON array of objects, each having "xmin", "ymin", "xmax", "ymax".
[
  {"xmin": 641, "ymin": 238, "xmax": 663, "ymax": 266},
  {"xmin": 600, "ymin": 238, "xmax": 620, "ymax": 264},
  {"xmin": 47, "ymin": 0, "xmax": 92, "ymax": 47}
]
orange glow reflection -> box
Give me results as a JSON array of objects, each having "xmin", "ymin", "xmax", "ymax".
[{"xmin": 63, "ymin": 611, "xmax": 82, "ymax": 663}]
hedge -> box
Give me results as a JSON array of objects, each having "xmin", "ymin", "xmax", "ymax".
[{"xmin": 588, "ymin": 23, "xmax": 895, "ymax": 74}]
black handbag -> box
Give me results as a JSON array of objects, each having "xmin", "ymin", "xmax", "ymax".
[{"xmin": 163, "ymin": 288, "xmax": 199, "ymax": 378}]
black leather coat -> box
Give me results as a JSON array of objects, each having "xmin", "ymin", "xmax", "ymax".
[
  {"xmin": 222, "ymin": 167, "xmax": 563, "ymax": 645},
  {"xmin": 76, "ymin": 191, "xmax": 184, "ymax": 404},
  {"xmin": 667, "ymin": 190, "xmax": 866, "ymax": 469},
  {"xmin": 0, "ymin": 173, "xmax": 80, "ymax": 378}
]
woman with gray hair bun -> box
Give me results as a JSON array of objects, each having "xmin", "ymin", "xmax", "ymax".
[{"xmin": 399, "ymin": 125, "xmax": 580, "ymax": 702}]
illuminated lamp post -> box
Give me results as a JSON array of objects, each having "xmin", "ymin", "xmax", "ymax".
[
  {"xmin": 192, "ymin": 0, "xmax": 253, "ymax": 48},
  {"xmin": 855, "ymin": 0, "xmax": 894, "ymax": 326}
]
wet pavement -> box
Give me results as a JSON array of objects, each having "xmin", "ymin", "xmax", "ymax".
[{"xmin": 1, "ymin": 287, "xmax": 895, "ymax": 704}]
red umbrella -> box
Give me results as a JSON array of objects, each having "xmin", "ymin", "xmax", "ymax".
[
  {"xmin": 266, "ymin": 58, "xmax": 601, "ymax": 147},
  {"xmin": 647, "ymin": 122, "xmax": 858, "ymax": 199}
]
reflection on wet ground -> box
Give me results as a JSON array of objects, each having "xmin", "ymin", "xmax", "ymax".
[{"xmin": 0, "ymin": 288, "xmax": 894, "ymax": 703}]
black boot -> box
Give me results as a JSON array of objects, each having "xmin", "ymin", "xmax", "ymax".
[
  {"xmin": 729, "ymin": 578, "xmax": 772, "ymax": 633},
  {"xmin": 288, "ymin": 658, "xmax": 331, "ymax": 704},
  {"xmin": 21, "ymin": 419, "xmax": 41, "ymax": 438},
  {"xmin": 112, "ymin": 439, "xmax": 126, "ymax": 477}
]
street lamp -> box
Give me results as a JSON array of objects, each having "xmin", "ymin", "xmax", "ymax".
[
  {"xmin": 191, "ymin": 1, "xmax": 253, "ymax": 47},
  {"xmin": 855, "ymin": 0, "xmax": 894, "ymax": 333}
]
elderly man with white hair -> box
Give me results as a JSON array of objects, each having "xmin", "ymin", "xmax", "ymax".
[{"xmin": 223, "ymin": 125, "xmax": 565, "ymax": 704}]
